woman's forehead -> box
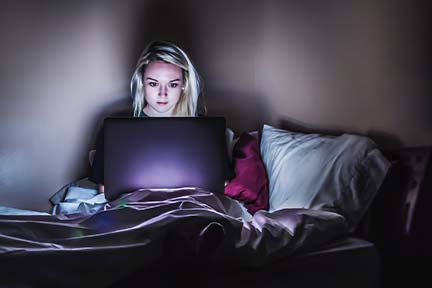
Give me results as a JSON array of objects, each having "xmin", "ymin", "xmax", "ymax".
[{"xmin": 144, "ymin": 60, "xmax": 182, "ymax": 80}]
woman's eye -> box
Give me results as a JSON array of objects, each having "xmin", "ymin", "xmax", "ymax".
[
  {"xmin": 148, "ymin": 82, "xmax": 158, "ymax": 87},
  {"xmin": 169, "ymin": 83, "xmax": 178, "ymax": 88}
]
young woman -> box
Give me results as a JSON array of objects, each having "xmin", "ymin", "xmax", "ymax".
[{"xmin": 89, "ymin": 40, "xmax": 203, "ymax": 193}]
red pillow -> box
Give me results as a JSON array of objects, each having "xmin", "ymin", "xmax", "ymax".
[{"xmin": 224, "ymin": 132, "xmax": 269, "ymax": 215}]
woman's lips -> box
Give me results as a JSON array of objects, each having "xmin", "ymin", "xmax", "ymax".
[{"xmin": 157, "ymin": 102, "xmax": 168, "ymax": 105}]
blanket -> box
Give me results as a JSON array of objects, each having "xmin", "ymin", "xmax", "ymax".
[{"xmin": 0, "ymin": 188, "xmax": 349, "ymax": 287}]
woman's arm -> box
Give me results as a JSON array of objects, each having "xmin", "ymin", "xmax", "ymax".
[{"xmin": 98, "ymin": 184, "xmax": 104, "ymax": 193}]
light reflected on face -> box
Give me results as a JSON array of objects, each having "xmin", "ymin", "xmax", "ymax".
[{"xmin": 143, "ymin": 60, "xmax": 183, "ymax": 116}]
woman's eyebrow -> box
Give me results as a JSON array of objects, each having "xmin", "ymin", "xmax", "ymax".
[
  {"xmin": 145, "ymin": 77, "xmax": 158, "ymax": 81},
  {"xmin": 145, "ymin": 77, "xmax": 181, "ymax": 82}
]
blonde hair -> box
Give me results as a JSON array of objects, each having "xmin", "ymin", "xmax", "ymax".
[{"xmin": 130, "ymin": 41, "xmax": 201, "ymax": 117}]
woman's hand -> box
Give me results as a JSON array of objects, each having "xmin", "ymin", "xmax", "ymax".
[{"xmin": 98, "ymin": 184, "xmax": 105, "ymax": 193}]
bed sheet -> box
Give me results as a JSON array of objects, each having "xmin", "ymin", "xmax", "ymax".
[{"xmin": 0, "ymin": 187, "xmax": 349, "ymax": 288}]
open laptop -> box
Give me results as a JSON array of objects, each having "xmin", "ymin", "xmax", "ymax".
[{"xmin": 103, "ymin": 117, "xmax": 230, "ymax": 201}]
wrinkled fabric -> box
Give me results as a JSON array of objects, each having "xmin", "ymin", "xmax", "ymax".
[
  {"xmin": 51, "ymin": 186, "xmax": 107, "ymax": 215},
  {"xmin": 0, "ymin": 206, "xmax": 51, "ymax": 216},
  {"xmin": 225, "ymin": 132, "xmax": 268, "ymax": 215},
  {"xmin": 50, "ymin": 181, "xmax": 254, "ymax": 221},
  {"xmin": 0, "ymin": 188, "xmax": 349, "ymax": 287}
]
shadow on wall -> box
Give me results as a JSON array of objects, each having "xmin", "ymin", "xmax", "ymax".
[
  {"xmin": 205, "ymin": 89, "xmax": 273, "ymax": 135},
  {"xmin": 278, "ymin": 117, "xmax": 403, "ymax": 149},
  {"xmin": 129, "ymin": 0, "xmax": 199, "ymax": 60}
]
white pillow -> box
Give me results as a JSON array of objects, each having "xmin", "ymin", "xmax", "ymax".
[{"xmin": 260, "ymin": 124, "xmax": 390, "ymax": 229}]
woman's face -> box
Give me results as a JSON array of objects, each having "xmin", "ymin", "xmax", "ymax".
[{"xmin": 143, "ymin": 60, "xmax": 183, "ymax": 116}]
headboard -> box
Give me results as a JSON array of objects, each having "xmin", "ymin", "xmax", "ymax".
[{"xmin": 357, "ymin": 146, "xmax": 432, "ymax": 257}]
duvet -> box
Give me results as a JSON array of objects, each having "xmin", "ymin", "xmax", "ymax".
[{"xmin": 0, "ymin": 188, "xmax": 349, "ymax": 287}]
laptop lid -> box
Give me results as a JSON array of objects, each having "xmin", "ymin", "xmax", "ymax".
[{"xmin": 103, "ymin": 117, "xmax": 229, "ymax": 201}]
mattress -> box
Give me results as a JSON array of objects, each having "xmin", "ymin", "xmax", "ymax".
[
  {"xmin": 111, "ymin": 237, "xmax": 380, "ymax": 288},
  {"xmin": 199, "ymin": 237, "xmax": 381, "ymax": 288}
]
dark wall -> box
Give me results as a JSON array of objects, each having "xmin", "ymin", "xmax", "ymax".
[{"xmin": 0, "ymin": 0, "xmax": 430, "ymax": 211}]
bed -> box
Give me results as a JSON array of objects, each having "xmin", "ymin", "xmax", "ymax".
[{"xmin": 1, "ymin": 124, "xmax": 430, "ymax": 288}]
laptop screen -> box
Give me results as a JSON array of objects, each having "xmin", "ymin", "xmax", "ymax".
[{"xmin": 103, "ymin": 117, "xmax": 230, "ymax": 201}]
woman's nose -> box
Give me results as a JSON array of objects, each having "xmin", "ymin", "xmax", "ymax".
[{"xmin": 159, "ymin": 84, "xmax": 168, "ymax": 96}]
